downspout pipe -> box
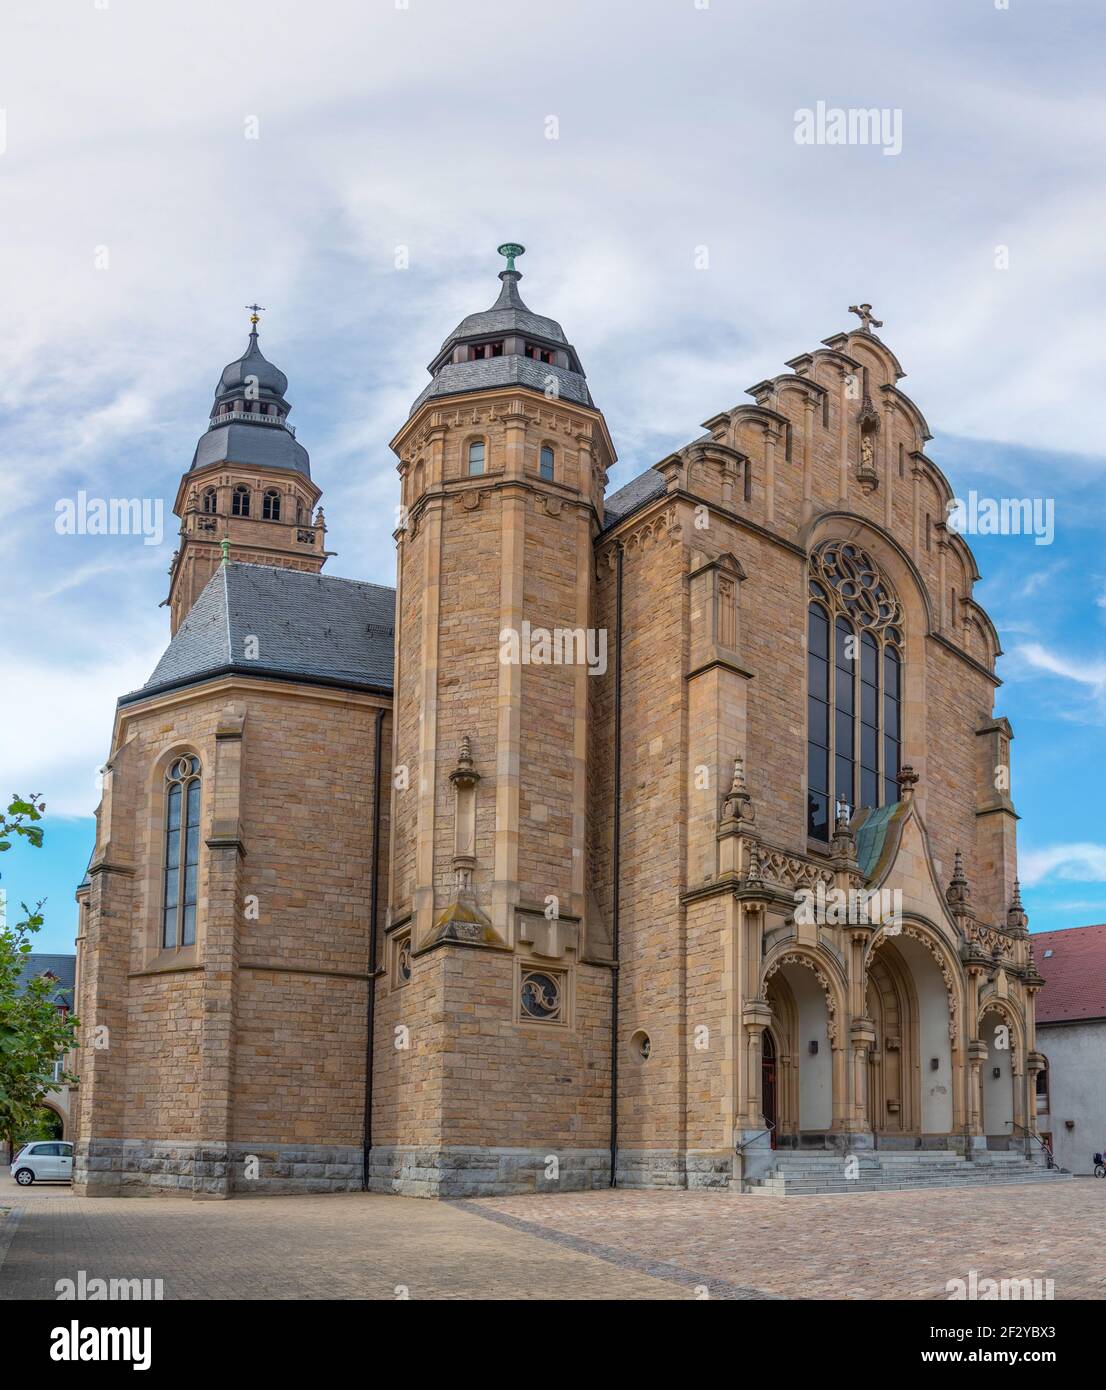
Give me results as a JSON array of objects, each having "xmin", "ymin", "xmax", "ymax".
[
  {"xmin": 609, "ymin": 542, "xmax": 624, "ymax": 1187},
  {"xmin": 362, "ymin": 706, "xmax": 385, "ymax": 1191}
]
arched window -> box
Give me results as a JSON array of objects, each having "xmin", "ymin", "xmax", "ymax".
[
  {"xmin": 295, "ymin": 499, "xmax": 304, "ymax": 525},
  {"xmin": 232, "ymin": 485, "xmax": 250, "ymax": 517},
  {"xmin": 807, "ymin": 541, "xmax": 903, "ymax": 840},
  {"xmin": 1035, "ymin": 1059, "xmax": 1050, "ymax": 1117},
  {"xmin": 539, "ymin": 445, "xmax": 555, "ymax": 481},
  {"xmin": 468, "ymin": 440, "xmax": 485, "ymax": 476},
  {"xmin": 163, "ymin": 755, "xmax": 201, "ymax": 950},
  {"xmin": 262, "ymin": 489, "xmax": 281, "ymax": 521},
  {"xmin": 201, "ymin": 488, "xmax": 217, "ymax": 514}
]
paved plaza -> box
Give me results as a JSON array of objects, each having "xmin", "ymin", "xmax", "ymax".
[{"xmin": 0, "ymin": 1174, "xmax": 1100, "ymax": 1301}]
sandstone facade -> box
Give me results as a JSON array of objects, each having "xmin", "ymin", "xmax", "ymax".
[{"xmin": 73, "ymin": 258, "xmax": 1044, "ymax": 1198}]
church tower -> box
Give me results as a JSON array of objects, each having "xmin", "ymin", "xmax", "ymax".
[
  {"xmin": 373, "ymin": 246, "xmax": 617, "ymax": 1196},
  {"xmin": 166, "ymin": 311, "xmax": 328, "ymax": 633}
]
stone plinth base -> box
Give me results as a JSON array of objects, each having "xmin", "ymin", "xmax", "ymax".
[
  {"xmin": 73, "ymin": 1139, "xmax": 364, "ymax": 1198},
  {"xmin": 615, "ymin": 1149, "xmax": 735, "ymax": 1190},
  {"xmin": 368, "ymin": 1145, "xmax": 611, "ymax": 1198}
]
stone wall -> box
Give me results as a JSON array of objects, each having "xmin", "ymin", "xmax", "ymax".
[{"xmin": 73, "ymin": 677, "xmax": 390, "ymax": 1197}]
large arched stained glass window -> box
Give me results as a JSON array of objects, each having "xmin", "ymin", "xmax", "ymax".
[
  {"xmin": 163, "ymin": 755, "xmax": 201, "ymax": 949},
  {"xmin": 807, "ymin": 541, "xmax": 903, "ymax": 840}
]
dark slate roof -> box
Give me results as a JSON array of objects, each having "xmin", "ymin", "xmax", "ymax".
[
  {"xmin": 411, "ymin": 266, "xmax": 591, "ymax": 416},
  {"xmin": 215, "ymin": 328, "xmax": 289, "ymax": 404},
  {"xmin": 1034, "ymin": 924, "xmax": 1106, "ymax": 1024},
  {"xmin": 602, "ymin": 467, "xmax": 667, "ymax": 529},
  {"xmin": 17, "ymin": 954, "xmax": 76, "ymax": 1010},
  {"xmin": 439, "ymin": 271, "xmax": 569, "ymax": 353},
  {"xmin": 410, "ymin": 354, "xmax": 590, "ymax": 415},
  {"xmin": 122, "ymin": 563, "xmax": 395, "ymax": 704},
  {"xmin": 191, "ymin": 420, "xmax": 310, "ymax": 477}
]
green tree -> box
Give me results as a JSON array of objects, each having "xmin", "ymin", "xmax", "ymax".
[{"xmin": 0, "ymin": 795, "xmax": 79, "ymax": 1158}]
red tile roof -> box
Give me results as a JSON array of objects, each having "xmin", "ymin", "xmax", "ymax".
[{"xmin": 1033, "ymin": 924, "xmax": 1106, "ymax": 1024}]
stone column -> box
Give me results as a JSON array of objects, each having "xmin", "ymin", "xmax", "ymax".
[
  {"xmin": 911, "ymin": 462, "xmax": 923, "ymax": 561},
  {"xmin": 734, "ymin": 894, "xmax": 770, "ymax": 1135},
  {"xmin": 967, "ymin": 1039, "xmax": 988, "ymax": 1152},
  {"xmin": 195, "ymin": 706, "xmax": 247, "ymax": 1199},
  {"xmin": 736, "ymin": 993, "xmax": 774, "ymax": 1186},
  {"xmin": 882, "ymin": 396, "xmax": 895, "ymax": 529},
  {"xmin": 763, "ymin": 424, "xmax": 779, "ymax": 523},
  {"xmin": 491, "ymin": 481, "xmax": 525, "ymax": 941},
  {"xmin": 72, "ymin": 744, "xmax": 137, "ymax": 1197},
  {"xmin": 801, "ymin": 396, "xmax": 816, "ymax": 519},
  {"xmin": 836, "ymin": 366, "xmax": 851, "ymax": 502},
  {"xmin": 847, "ymin": 1018, "xmax": 877, "ymax": 1146},
  {"xmin": 412, "ymin": 498, "xmax": 443, "ymax": 948},
  {"xmin": 964, "ymin": 962, "xmax": 986, "ymax": 1150}
]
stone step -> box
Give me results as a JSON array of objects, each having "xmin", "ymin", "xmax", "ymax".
[
  {"xmin": 744, "ymin": 1173, "xmax": 1067, "ymax": 1195},
  {"xmin": 757, "ymin": 1168, "xmax": 1066, "ymax": 1184},
  {"xmin": 747, "ymin": 1157, "xmax": 1070, "ymax": 1195}
]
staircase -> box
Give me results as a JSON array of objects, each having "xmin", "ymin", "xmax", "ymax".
[{"xmin": 745, "ymin": 1150, "xmax": 1071, "ymax": 1196}]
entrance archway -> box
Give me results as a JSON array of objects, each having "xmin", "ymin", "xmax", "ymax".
[
  {"xmin": 761, "ymin": 1030, "xmax": 778, "ymax": 1145},
  {"xmin": 765, "ymin": 957, "xmax": 835, "ymax": 1140},
  {"xmin": 981, "ymin": 1010, "xmax": 1016, "ymax": 1146},
  {"xmin": 867, "ymin": 930, "xmax": 954, "ymax": 1140}
]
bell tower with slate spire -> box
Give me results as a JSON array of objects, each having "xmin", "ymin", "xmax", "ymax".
[
  {"xmin": 166, "ymin": 309, "xmax": 328, "ymax": 633},
  {"xmin": 376, "ymin": 245, "xmax": 617, "ymax": 1195}
]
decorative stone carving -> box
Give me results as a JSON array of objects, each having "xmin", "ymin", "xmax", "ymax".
[
  {"xmin": 871, "ymin": 922, "xmax": 960, "ymax": 1044},
  {"xmin": 965, "ymin": 920, "xmax": 1013, "ymax": 957},
  {"xmin": 720, "ymin": 756, "xmax": 755, "ymax": 826},
  {"xmin": 764, "ymin": 952, "xmax": 839, "ymax": 1045},
  {"xmin": 517, "ymin": 911, "xmax": 579, "ymax": 961},
  {"xmin": 809, "ymin": 540, "xmax": 903, "ymax": 635},
  {"xmin": 1006, "ymin": 879, "xmax": 1029, "ymax": 936},
  {"xmin": 745, "ymin": 836, "xmax": 835, "ymax": 893},
  {"xmin": 622, "ymin": 505, "xmax": 680, "ymax": 554},
  {"xmin": 946, "ymin": 849, "xmax": 972, "ymax": 910}
]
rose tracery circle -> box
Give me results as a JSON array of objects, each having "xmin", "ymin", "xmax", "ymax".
[{"xmin": 809, "ymin": 540, "xmax": 903, "ymax": 637}]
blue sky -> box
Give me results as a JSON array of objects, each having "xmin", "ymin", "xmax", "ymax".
[{"xmin": 2, "ymin": 0, "xmax": 1105, "ymax": 951}]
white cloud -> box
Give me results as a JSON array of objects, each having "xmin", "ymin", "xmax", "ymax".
[
  {"xmin": 0, "ymin": 647, "xmax": 162, "ymax": 817},
  {"xmin": 1020, "ymin": 844, "xmax": 1106, "ymax": 888},
  {"xmin": 4, "ymin": 0, "xmax": 1106, "ymax": 818},
  {"xmin": 1015, "ymin": 643, "xmax": 1106, "ymax": 690},
  {"xmin": 1008, "ymin": 644, "xmax": 1106, "ymax": 723}
]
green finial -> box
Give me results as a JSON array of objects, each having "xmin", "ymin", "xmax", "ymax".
[
  {"xmin": 497, "ymin": 242, "xmax": 525, "ymax": 274},
  {"xmin": 220, "ymin": 537, "xmax": 231, "ymax": 565}
]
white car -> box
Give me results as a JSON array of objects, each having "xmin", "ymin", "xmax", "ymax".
[{"xmin": 11, "ymin": 1140, "xmax": 73, "ymax": 1186}]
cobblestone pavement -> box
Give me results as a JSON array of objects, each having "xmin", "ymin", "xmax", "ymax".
[
  {"xmin": 471, "ymin": 1182, "xmax": 1106, "ymax": 1300},
  {"xmin": 0, "ymin": 1183, "xmax": 682, "ymax": 1301},
  {"xmin": 1, "ymin": 1176, "xmax": 1099, "ymax": 1300}
]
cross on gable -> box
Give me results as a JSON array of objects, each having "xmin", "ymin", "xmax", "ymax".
[{"xmin": 849, "ymin": 302, "xmax": 883, "ymax": 333}]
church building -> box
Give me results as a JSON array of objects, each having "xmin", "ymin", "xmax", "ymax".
[{"xmin": 71, "ymin": 249, "xmax": 1054, "ymax": 1198}]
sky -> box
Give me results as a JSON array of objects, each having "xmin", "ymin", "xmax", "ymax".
[{"xmin": 2, "ymin": 0, "xmax": 1105, "ymax": 951}]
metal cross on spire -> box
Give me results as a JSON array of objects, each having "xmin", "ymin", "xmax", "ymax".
[
  {"xmin": 245, "ymin": 303, "xmax": 267, "ymax": 328},
  {"xmin": 848, "ymin": 302, "xmax": 883, "ymax": 333}
]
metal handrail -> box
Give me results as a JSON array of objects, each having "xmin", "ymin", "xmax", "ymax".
[
  {"xmin": 1009, "ymin": 1120, "xmax": 1057, "ymax": 1169},
  {"xmin": 735, "ymin": 1119, "xmax": 776, "ymax": 1154}
]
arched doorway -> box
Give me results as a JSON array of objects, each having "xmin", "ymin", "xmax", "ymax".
[
  {"xmin": 761, "ymin": 1030, "xmax": 778, "ymax": 1146},
  {"xmin": 981, "ymin": 1010, "xmax": 1016, "ymax": 1146},
  {"xmin": 867, "ymin": 930, "xmax": 954, "ymax": 1141},
  {"xmin": 866, "ymin": 943, "xmax": 914, "ymax": 1135},
  {"xmin": 765, "ymin": 958, "xmax": 835, "ymax": 1143}
]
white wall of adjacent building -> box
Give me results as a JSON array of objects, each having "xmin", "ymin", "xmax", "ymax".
[{"xmin": 1036, "ymin": 1020, "xmax": 1106, "ymax": 1175}]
